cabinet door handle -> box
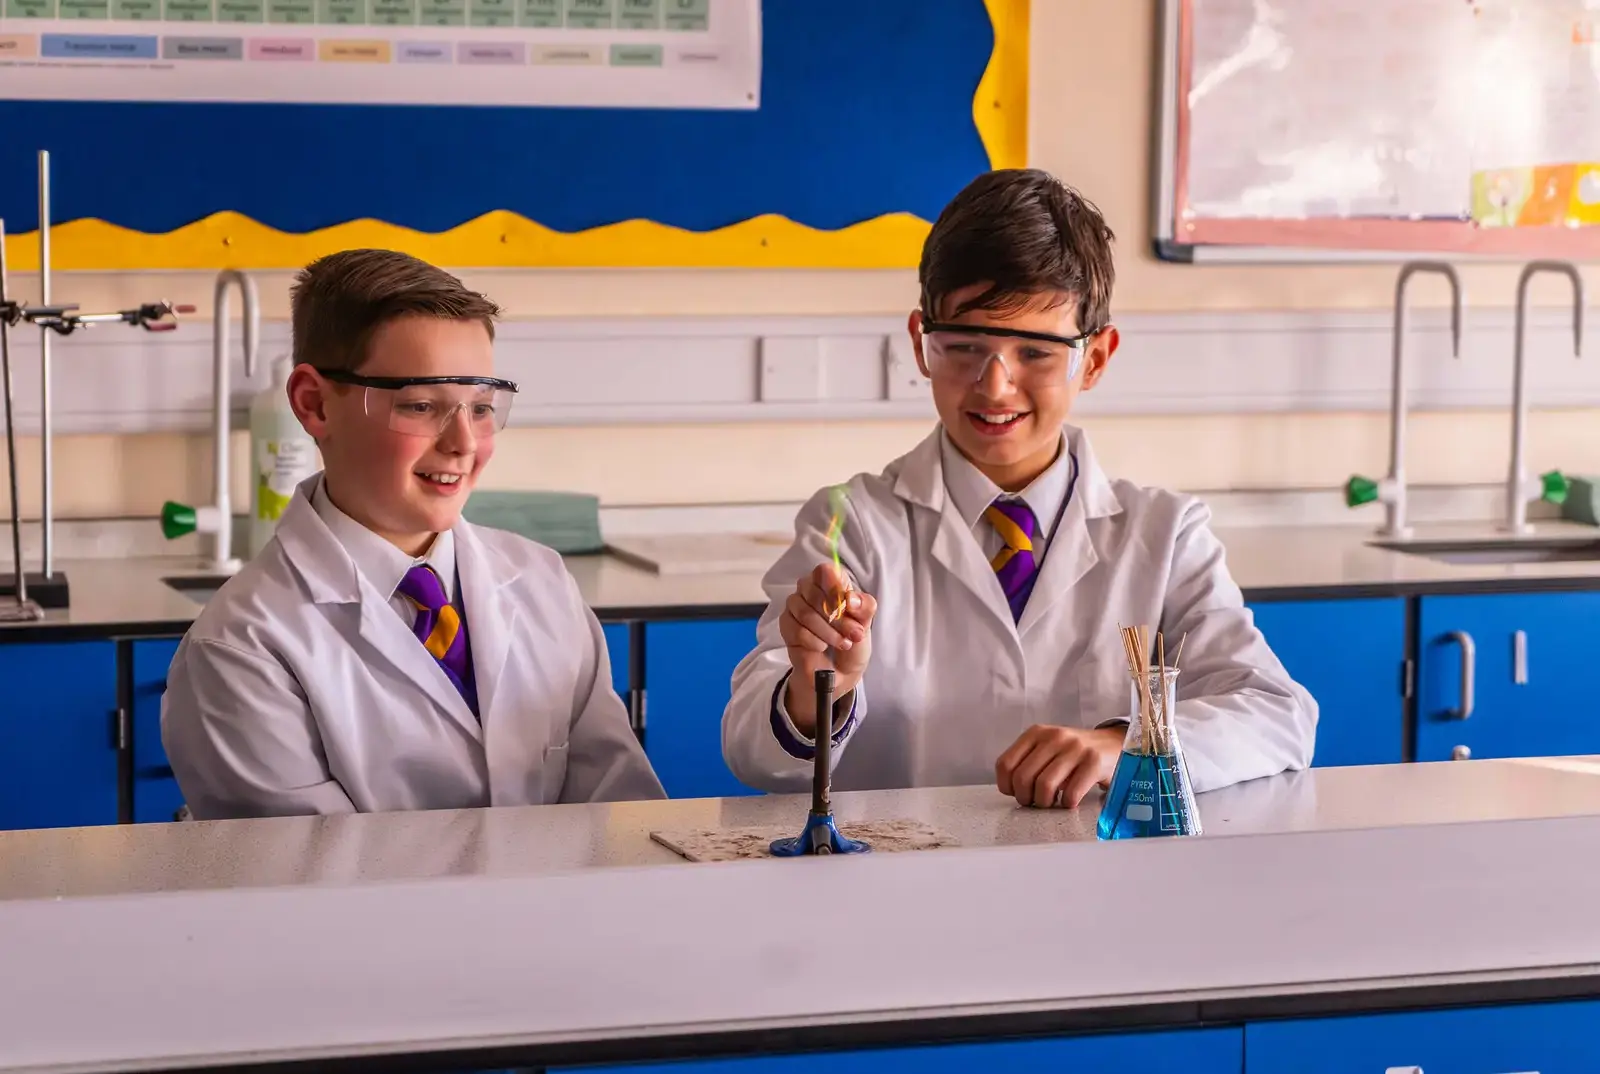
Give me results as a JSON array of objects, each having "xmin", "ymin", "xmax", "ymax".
[
  {"xmin": 1445, "ymin": 630, "xmax": 1475, "ymax": 720},
  {"xmin": 1513, "ymin": 629, "xmax": 1528, "ymax": 685},
  {"xmin": 1452, "ymin": 744, "xmax": 1472, "ymax": 761}
]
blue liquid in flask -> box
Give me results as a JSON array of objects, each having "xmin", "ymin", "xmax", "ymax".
[{"xmin": 1097, "ymin": 750, "xmax": 1200, "ymax": 840}]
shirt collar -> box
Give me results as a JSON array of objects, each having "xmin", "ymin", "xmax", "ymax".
[
  {"xmin": 939, "ymin": 428, "xmax": 1075, "ymax": 540},
  {"xmin": 312, "ymin": 477, "xmax": 456, "ymax": 603}
]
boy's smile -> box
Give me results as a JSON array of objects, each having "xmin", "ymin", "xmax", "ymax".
[
  {"xmin": 290, "ymin": 313, "xmax": 500, "ymax": 556},
  {"xmin": 910, "ymin": 284, "xmax": 1118, "ymax": 492}
]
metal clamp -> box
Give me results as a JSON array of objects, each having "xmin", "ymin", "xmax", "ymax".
[{"xmin": 1445, "ymin": 630, "xmax": 1475, "ymax": 720}]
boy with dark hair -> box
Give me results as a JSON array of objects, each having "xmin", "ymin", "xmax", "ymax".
[
  {"xmin": 163, "ymin": 249, "xmax": 664, "ymax": 819},
  {"xmin": 723, "ymin": 170, "xmax": 1316, "ymax": 807}
]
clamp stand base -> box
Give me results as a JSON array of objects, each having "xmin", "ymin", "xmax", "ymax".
[{"xmin": 770, "ymin": 811, "xmax": 871, "ymax": 857}]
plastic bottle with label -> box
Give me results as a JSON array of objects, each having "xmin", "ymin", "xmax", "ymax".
[{"xmin": 249, "ymin": 354, "xmax": 320, "ymax": 558}]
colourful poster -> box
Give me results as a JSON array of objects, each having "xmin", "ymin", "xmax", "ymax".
[{"xmin": 0, "ymin": 0, "xmax": 755, "ymax": 107}]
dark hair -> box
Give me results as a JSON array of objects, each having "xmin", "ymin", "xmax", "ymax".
[
  {"xmin": 918, "ymin": 168, "xmax": 1116, "ymax": 334},
  {"xmin": 289, "ymin": 249, "xmax": 502, "ymax": 372}
]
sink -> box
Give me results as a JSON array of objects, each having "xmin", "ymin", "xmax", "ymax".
[
  {"xmin": 162, "ymin": 574, "xmax": 236, "ymax": 604},
  {"xmin": 1370, "ymin": 537, "xmax": 1600, "ymax": 566}
]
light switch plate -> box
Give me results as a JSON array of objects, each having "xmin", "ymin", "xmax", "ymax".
[
  {"xmin": 758, "ymin": 336, "xmax": 824, "ymax": 402},
  {"xmin": 884, "ymin": 334, "xmax": 929, "ymax": 401}
]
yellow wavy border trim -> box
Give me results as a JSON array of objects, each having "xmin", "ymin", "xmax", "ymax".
[{"xmin": 5, "ymin": 0, "xmax": 1028, "ymax": 271}]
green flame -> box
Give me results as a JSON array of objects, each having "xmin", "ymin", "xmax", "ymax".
[{"xmin": 825, "ymin": 485, "xmax": 849, "ymax": 571}]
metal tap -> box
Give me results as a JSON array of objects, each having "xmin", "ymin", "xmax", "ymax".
[
  {"xmin": 209, "ymin": 270, "xmax": 260, "ymax": 572},
  {"xmin": 1505, "ymin": 261, "xmax": 1583, "ymax": 535},
  {"xmin": 1345, "ymin": 262, "xmax": 1464, "ymax": 538}
]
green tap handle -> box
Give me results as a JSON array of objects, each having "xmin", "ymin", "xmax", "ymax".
[
  {"xmin": 1345, "ymin": 475, "xmax": 1380, "ymax": 508},
  {"xmin": 1540, "ymin": 470, "xmax": 1570, "ymax": 505},
  {"xmin": 160, "ymin": 501, "xmax": 197, "ymax": 540}
]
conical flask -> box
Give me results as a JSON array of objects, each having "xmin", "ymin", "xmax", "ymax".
[{"xmin": 1097, "ymin": 664, "xmax": 1201, "ymax": 840}]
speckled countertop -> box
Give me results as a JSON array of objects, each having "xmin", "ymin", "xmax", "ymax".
[
  {"xmin": 3, "ymin": 757, "xmax": 1600, "ymax": 902},
  {"xmin": 3, "ymin": 519, "xmax": 1600, "ymax": 639}
]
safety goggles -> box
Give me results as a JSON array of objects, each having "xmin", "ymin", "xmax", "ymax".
[
  {"xmin": 920, "ymin": 320, "xmax": 1099, "ymax": 387},
  {"xmin": 315, "ymin": 369, "xmax": 519, "ymax": 438}
]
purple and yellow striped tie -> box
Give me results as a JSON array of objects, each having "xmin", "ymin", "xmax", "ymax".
[
  {"xmin": 984, "ymin": 499, "xmax": 1039, "ymax": 623},
  {"xmin": 396, "ymin": 564, "xmax": 479, "ymax": 717}
]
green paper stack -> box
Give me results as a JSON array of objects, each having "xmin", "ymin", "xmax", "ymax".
[
  {"xmin": 461, "ymin": 491, "xmax": 605, "ymax": 555},
  {"xmin": 1561, "ymin": 476, "xmax": 1600, "ymax": 526}
]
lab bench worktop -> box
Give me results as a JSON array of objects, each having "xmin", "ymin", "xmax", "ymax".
[
  {"xmin": 1, "ymin": 754, "xmax": 1599, "ymax": 902},
  {"xmin": 7, "ymin": 759, "xmax": 1600, "ymax": 1073},
  {"xmin": 4, "ymin": 518, "xmax": 1600, "ymax": 639}
]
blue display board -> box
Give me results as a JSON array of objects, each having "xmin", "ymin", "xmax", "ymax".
[{"xmin": 0, "ymin": 0, "xmax": 1029, "ymax": 269}]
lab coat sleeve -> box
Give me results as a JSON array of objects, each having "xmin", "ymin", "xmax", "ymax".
[
  {"xmin": 1162, "ymin": 500, "xmax": 1318, "ymax": 793},
  {"xmin": 722, "ymin": 484, "xmax": 876, "ymax": 793},
  {"xmin": 161, "ymin": 636, "xmax": 357, "ymax": 820},
  {"xmin": 557, "ymin": 578, "xmax": 666, "ymax": 804}
]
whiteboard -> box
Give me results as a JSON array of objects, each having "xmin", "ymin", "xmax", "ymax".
[
  {"xmin": 1154, "ymin": 0, "xmax": 1600, "ymax": 262},
  {"xmin": 0, "ymin": 0, "xmax": 759, "ymax": 109}
]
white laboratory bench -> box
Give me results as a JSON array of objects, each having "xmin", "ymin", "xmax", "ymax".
[{"xmin": 7, "ymin": 758, "xmax": 1600, "ymax": 1072}]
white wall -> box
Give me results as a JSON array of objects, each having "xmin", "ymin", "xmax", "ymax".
[{"xmin": 4, "ymin": 0, "xmax": 1596, "ymax": 520}]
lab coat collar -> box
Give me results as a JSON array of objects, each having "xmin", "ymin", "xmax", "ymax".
[
  {"xmin": 451, "ymin": 515, "xmax": 522, "ymax": 763},
  {"xmin": 890, "ymin": 423, "xmax": 1120, "ymax": 521},
  {"xmin": 275, "ymin": 473, "xmax": 505, "ymax": 746},
  {"xmin": 891, "ymin": 424, "xmax": 1124, "ymax": 637},
  {"xmin": 311, "ymin": 475, "xmax": 457, "ymax": 605}
]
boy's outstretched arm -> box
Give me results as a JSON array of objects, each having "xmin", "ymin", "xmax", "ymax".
[{"xmin": 723, "ymin": 484, "xmax": 878, "ymax": 793}]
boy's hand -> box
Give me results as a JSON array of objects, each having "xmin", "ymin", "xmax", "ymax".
[
  {"xmin": 995, "ymin": 725, "xmax": 1126, "ymax": 809},
  {"xmin": 778, "ymin": 562, "xmax": 877, "ymax": 737}
]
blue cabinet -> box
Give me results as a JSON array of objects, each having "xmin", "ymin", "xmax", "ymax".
[
  {"xmin": 601, "ymin": 623, "xmax": 630, "ymax": 699},
  {"xmin": 1246, "ymin": 998, "xmax": 1600, "ymax": 1072},
  {"xmin": 564, "ymin": 1026, "xmax": 1242, "ymax": 1073},
  {"xmin": 130, "ymin": 637, "xmax": 185, "ymax": 823},
  {"xmin": 642, "ymin": 618, "xmax": 761, "ymax": 799},
  {"xmin": 0, "ymin": 641, "xmax": 119, "ymax": 830},
  {"xmin": 1248, "ymin": 598, "xmax": 1407, "ymax": 767},
  {"xmin": 1417, "ymin": 591, "xmax": 1600, "ymax": 762}
]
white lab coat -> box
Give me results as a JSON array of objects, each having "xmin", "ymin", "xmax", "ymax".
[
  {"xmin": 162, "ymin": 474, "xmax": 664, "ymax": 819},
  {"xmin": 722, "ymin": 425, "xmax": 1317, "ymax": 796}
]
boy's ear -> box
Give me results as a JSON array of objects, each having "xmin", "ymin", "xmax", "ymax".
[
  {"xmin": 286, "ymin": 364, "xmax": 332, "ymax": 440},
  {"xmin": 906, "ymin": 309, "xmax": 932, "ymax": 378},
  {"xmin": 1078, "ymin": 325, "xmax": 1120, "ymax": 391}
]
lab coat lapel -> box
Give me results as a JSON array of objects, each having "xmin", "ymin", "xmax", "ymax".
[
  {"xmin": 276, "ymin": 475, "xmax": 482, "ymax": 742},
  {"xmin": 1016, "ymin": 428, "xmax": 1122, "ymax": 637},
  {"xmin": 893, "ymin": 429, "xmax": 1019, "ymax": 633},
  {"xmin": 453, "ymin": 520, "xmax": 520, "ymax": 737}
]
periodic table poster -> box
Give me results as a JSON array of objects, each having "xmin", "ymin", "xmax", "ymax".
[{"xmin": 0, "ymin": 0, "xmax": 759, "ymax": 108}]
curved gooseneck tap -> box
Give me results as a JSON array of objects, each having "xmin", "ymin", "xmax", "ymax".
[
  {"xmin": 1506, "ymin": 261, "xmax": 1583, "ymax": 535},
  {"xmin": 1371, "ymin": 262, "xmax": 1464, "ymax": 538},
  {"xmin": 211, "ymin": 270, "xmax": 260, "ymax": 571}
]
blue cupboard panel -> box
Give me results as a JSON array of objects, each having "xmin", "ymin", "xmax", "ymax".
[
  {"xmin": 643, "ymin": 618, "xmax": 761, "ymax": 800},
  {"xmin": 1417, "ymin": 591, "xmax": 1600, "ymax": 762},
  {"xmin": 602, "ymin": 623, "xmax": 630, "ymax": 699},
  {"xmin": 1247, "ymin": 598, "xmax": 1407, "ymax": 766},
  {"xmin": 131, "ymin": 637, "xmax": 186, "ymax": 824},
  {"xmin": 0, "ymin": 641, "xmax": 119, "ymax": 830},
  {"xmin": 565, "ymin": 1026, "xmax": 1243, "ymax": 1073},
  {"xmin": 1246, "ymin": 998, "xmax": 1600, "ymax": 1073}
]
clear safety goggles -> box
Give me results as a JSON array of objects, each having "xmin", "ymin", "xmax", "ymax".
[
  {"xmin": 920, "ymin": 320, "xmax": 1098, "ymax": 387},
  {"xmin": 316, "ymin": 369, "xmax": 519, "ymax": 438}
]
